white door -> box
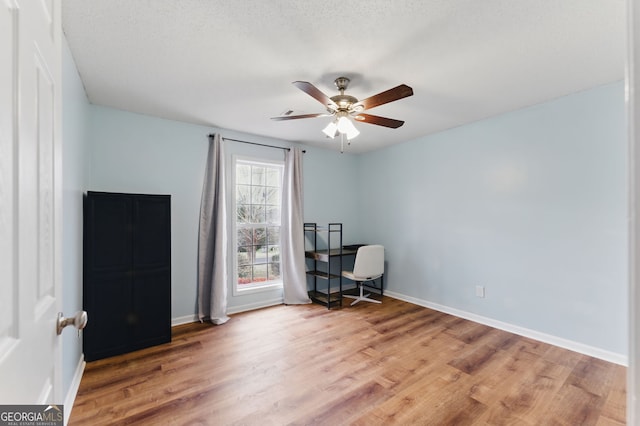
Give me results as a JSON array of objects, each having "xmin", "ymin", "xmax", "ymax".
[{"xmin": 0, "ymin": 0, "xmax": 63, "ymax": 404}]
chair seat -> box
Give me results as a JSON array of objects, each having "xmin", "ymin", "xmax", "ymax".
[{"xmin": 342, "ymin": 271, "xmax": 382, "ymax": 282}]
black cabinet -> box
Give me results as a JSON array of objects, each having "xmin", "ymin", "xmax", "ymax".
[{"xmin": 83, "ymin": 191, "xmax": 171, "ymax": 361}]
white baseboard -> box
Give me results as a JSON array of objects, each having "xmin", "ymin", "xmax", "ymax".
[
  {"xmin": 64, "ymin": 355, "xmax": 86, "ymax": 425},
  {"xmin": 384, "ymin": 290, "xmax": 627, "ymax": 366},
  {"xmin": 226, "ymin": 297, "xmax": 283, "ymax": 315},
  {"xmin": 172, "ymin": 314, "xmax": 200, "ymax": 326}
]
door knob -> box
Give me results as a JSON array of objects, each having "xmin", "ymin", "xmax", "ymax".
[{"xmin": 57, "ymin": 311, "xmax": 88, "ymax": 335}]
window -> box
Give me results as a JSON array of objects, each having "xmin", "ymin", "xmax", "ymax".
[{"xmin": 234, "ymin": 157, "xmax": 283, "ymax": 293}]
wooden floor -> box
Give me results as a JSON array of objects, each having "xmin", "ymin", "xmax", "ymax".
[{"xmin": 69, "ymin": 297, "xmax": 626, "ymax": 425}]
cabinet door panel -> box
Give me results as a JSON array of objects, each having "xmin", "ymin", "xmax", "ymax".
[
  {"xmin": 86, "ymin": 194, "xmax": 132, "ymax": 272},
  {"xmin": 83, "ymin": 274, "xmax": 130, "ymax": 361},
  {"xmin": 132, "ymin": 196, "xmax": 171, "ymax": 269},
  {"xmin": 131, "ymin": 269, "xmax": 171, "ymax": 347}
]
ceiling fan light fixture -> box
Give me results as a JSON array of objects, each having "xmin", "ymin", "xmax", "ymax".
[
  {"xmin": 322, "ymin": 121, "xmax": 338, "ymax": 138},
  {"xmin": 345, "ymin": 125, "xmax": 360, "ymax": 140},
  {"xmin": 336, "ymin": 116, "xmax": 350, "ymax": 132},
  {"xmin": 337, "ymin": 116, "xmax": 359, "ymax": 139}
]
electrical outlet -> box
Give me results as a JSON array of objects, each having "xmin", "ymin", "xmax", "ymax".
[{"xmin": 475, "ymin": 285, "xmax": 485, "ymax": 298}]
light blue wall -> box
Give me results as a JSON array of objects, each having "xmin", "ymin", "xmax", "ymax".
[
  {"xmin": 358, "ymin": 82, "xmax": 627, "ymax": 356},
  {"xmin": 303, "ymin": 147, "xmax": 362, "ymax": 244},
  {"xmin": 61, "ymin": 38, "xmax": 89, "ymax": 399},
  {"xmin": 86, "ymin": 109, "xmax": 359, "ymax": 317}
]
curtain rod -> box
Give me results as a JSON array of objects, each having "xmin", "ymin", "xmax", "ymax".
[{"xmin": 212, "ymin": 135, "xmax": 306, "ymax": 153}]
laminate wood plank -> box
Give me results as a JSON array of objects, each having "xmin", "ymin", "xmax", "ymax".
[
  {"xmin": 597, "ymin": 418, "xmax": 626, "ymax": 426},
  {"xmin": 599, "ymin": 365, "xmax": 627, "ymax": 424},
  {"xmin": 477, "ymin": 360, "xmax": 571, "ymax": 424},
  {"xmin": 69, "ymin": 297, "xmax": 626, "ymax": 425},
  {"xmin": 546, "ymin": 383, "xmax": 605, "ymax": 425},
  {"xmin": 354, "ymin": 367, "xmax": 485, "ymax": 425},
  {"xmin": 568, "ymin": 357, "xmax": 621, "ymax": 397}
]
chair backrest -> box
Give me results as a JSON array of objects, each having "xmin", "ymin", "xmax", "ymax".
[{"xmin": 352, "ymin": 245, "xmax": 385, "ymax": 279}]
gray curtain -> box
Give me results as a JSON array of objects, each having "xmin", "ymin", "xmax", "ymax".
[
  {"xmin": 281, "ymin": 147, "xmax": 311, "ymax": 304},
  {"xmin": 197, "ymin": 134, "xmax": 230, "ymax": 324}
]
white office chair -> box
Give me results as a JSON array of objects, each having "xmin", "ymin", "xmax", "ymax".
[{"xmin": 342, "ymin": 245, "xmax": 384, "ymax": 306}]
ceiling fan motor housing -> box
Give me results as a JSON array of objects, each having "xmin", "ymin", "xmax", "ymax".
[
  {"xmin": 329, "ymin": 77, "xmax": 358, "ymax": 111},
  {"xmin": 330, "ymin": 94, "xmax": 358, "ymax": 111}
]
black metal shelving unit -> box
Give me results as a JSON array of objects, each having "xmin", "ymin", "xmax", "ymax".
[{"xmin": 304, "ymin": 223, "xmax": 350, "ymax": 309}]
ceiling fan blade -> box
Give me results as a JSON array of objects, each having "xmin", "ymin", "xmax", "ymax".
[
  {"xmin": 353, "ymin": 84, "xmax": 413, "ymax": 111},
  {"xmin": 271, "ymin": 113, "xmax": 329, "ymax": 121},
  {"xmin": 354, "ymin": 113, "xmax": 405, "ymax": 128},
  {"xmin": 292, "ymin": 81, "xmax": 337, "ymax": 109}
]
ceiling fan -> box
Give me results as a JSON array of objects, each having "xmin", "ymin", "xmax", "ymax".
[{"xmin": 271, "ymin": 76, "xmax": 413, "ymax": 141}]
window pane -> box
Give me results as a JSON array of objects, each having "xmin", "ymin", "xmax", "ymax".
[
  {"xmin": 265, "ymin": 168, "xmax": 280, "ymax": 186},
  {"xmin": 267, "ymin": 227, "xmax": 280, "ymax": 245},
  {"xmin": 250, "ymin": 205, "xmax": 265, "ymax": 223},
  {"xmin": 267, "ymin": 239, "xmax": 280, "ymax": 281},
  {"xmin": 237, "ymin": 249, "xmax": 252, "ymax": 266},
  {"xmin": 238, "ymin": 265, "xmax": 252, "ymax": 284},
  {"xmin": 265, "ymin": 187, "xmax": 279, "ymax": 206},
  {"xmin": 237, "ymin": 228, "xmax": 252, "ymax": 247},
  {"xmin": 251, "ymin": 187, "xmax": 265, "ymax": 204},
  {"xmin": 266, "ymin": 207, "xmax": 280, "ymax": 224},
  {"xmin": 267, "ymin": 245, "xmax": 279, "ymax": 262},
  {"xmin": 253, "ymin": 264, "xmax": 268, "ymax": 282},
  {"xmin": 237, "ymin": 164, "xmax": 251, "ymax": 185},
  {"xmin": 236, "ymin": 185, "xmax": 251, "ymax": 204},
  {"xmin": 237, "ymin": 205, "xmax": 250, "ymax": 223},
  {"xmin": 252, "ymin": 166, "xmax": 266, "ymax": 186},
  {"xmin": 269, "ymin": 261, "xmax": 281, "ymax": 281},
  {"xmin": 254, "ymin": 245, "xmax": 268, "ymax": 263},
  {"xmin": 253, "ymin": 227, "xmax": 267, "ymax": 246}
]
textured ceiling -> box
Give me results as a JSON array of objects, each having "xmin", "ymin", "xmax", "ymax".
[{"xmin": 62, "ymin": 0, "xmax": 626, "ymax": 153}]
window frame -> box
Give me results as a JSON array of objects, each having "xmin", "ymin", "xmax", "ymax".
[{"xmin": 231, "ymin": 155, "xmax": 284, "ymax": 296}]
